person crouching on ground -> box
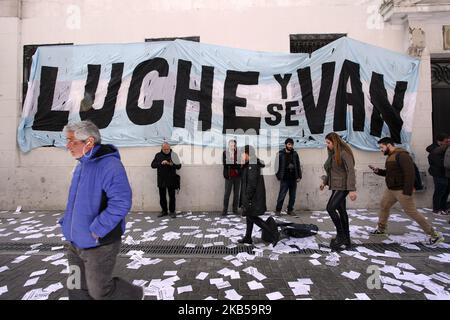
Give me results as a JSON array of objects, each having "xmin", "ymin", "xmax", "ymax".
[{"xmin": 238, "ymin": 145, "xmax": 279, "ymax": 246}]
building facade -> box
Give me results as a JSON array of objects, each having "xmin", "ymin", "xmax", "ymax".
[{"xmin": 1, "ymin": 0, "xmax": 449, "ymax": 211}]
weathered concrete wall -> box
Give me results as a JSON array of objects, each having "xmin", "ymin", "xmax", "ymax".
[{"xmin": 1, "ymin": 0, "xmax": 448, "ymax": 211}]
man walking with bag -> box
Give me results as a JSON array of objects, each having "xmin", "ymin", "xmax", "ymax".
[{"xmin": 370, "ymin": 137, "xmax": 444, "ymax": 245}]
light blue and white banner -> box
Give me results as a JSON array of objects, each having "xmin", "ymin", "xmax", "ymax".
[{"xmin": 18, "ymin": 37, "xmax": 420, "ymax": 152}]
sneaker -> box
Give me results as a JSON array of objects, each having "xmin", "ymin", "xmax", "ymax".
[
  {"xmin": 157, "ymin": 211, "xmax": 168, "ymax": 218},
  {"xmin": 433, "ymin": 210, "xmax": 449, "ymax": 216},
  {"xmin": 275, "ymin": 210, "xmax": 281, "ymax": 216},
  {"xmin": 371, "ymin": 228, "xmax": 386, "ymax": 235},
  {"xmin": 426, "ymin": 232, "xmax": 444, "ymax": 246},
  {"xmin": 287, "ymin": 210, "xmax": 295, "ymax": 216}
]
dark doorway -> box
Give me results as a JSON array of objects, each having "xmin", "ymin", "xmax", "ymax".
[
  {"xmin": 289, "ymin": 33, "xmax": 346, "ymax": 55},
  {"xmin": 431, "ymin": 58, "xmax": 450, "ymax": 141}
]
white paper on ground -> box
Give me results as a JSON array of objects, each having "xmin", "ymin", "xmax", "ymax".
[
  {"xmin": 42, "ymin": 253, "xmax": 65, "ymax": 262},
  {"xmin": 383, "ymin": 284, "xmax": 405, "ymax": 294},
  {"xmin": 177, "ymin": 285, "xmax": 193, "ymax": 294},
  {"xmin": 0, "ymin": 266, "xmax": 9, "ymax": 273},
  {"xmin": 163, "ymin": 271, "xmax": 177, "ymax": 276},
  {"xmin": 230, "ymin": 260, "xmax": 243, "ymax": 267},
  {"xmin": 0, "ymin": 285, "xmax": 7, "ymax": 296},
  {"xmin": 224, "ymin": 289, "xmax": 242, "ymax": 300},
  {"xmin": 354, "ymin": 293, "xmax": 371, "ymax": 300},
  {"xmin": 196, "ymin": 272, "xmax": 209, "ymax": 280},
  {"xmin": 243, "ymin": 267, "xmax": 267, "ymax": 281},
  {"xmin": 247, "ymin": 280, "xmax": 264, "ymax": 290},
  {"xmin": 174, "ymin": 259, "xmax": 186, "ymax": 265},
  {"xmin": 44, "ymin": 282, "xmax": 63, "ymax": 294},
  {"xmin": 133, "ymin": 280, "xmax": 148, "ymax": 287},
  {"xmin": 30, "ymin": 269, "xmax": 47, "ymax": 277},
  {"xmin": 309, "ymin": 259, "xmax": 321, "ymax": 266},
  {"xmin": 24, "ymin": 277, "xmax": 39, "ymax": 287},
  {"xmin": 402, "ymin": 282, "xmax": 423, "ymax": 292},
  {"xmin": 209, "ymin": 278, "xmax": 223, "ymax": 285},
  {"xmin": 216, "ymin": 281, "xmax": 231, "ymax": 289},
  {"xmin": 341, "ymin": 271, "xmax": 361, "ymax": 280},
  {"xmin": 22, "ymin": 288, "xmax": 49, "ymax": 300},
  {"xmin": 266, "ymin": 292, "xmax": 284, "ymax": 300}
]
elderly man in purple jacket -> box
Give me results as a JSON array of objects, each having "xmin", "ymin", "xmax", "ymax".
[{"xmin": 59, "ymin": 120, "xmax": 143, "ymax": 300}]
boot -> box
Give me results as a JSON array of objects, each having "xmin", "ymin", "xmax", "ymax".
[
  {"xmin": 157, "ymin": 211, "xmax": 168, "ymax": 218},
  {"xmin": 238, "ymin": 237, "xmax": 253, "ymax": 244},
  {"xmin": 330, "ymin": 234, "xmax": 346, "ymax": 251}
]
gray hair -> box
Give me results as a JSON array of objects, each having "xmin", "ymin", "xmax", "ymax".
[{"xmin": 63, "ymin": 120, "xmax": 102, "ymax": 144}]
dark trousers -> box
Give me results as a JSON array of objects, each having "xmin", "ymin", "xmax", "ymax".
[
  {"xmin": 276, "ymin": 179, "xmax": 297, "ymax": 211},
  {"xmin": 432, "ymin": 176, "xmax": 450, "ymax": 211},
  {"xmin": 326, "ymin": 190, "xmax": 350, "ymax": 241},
  {"xmin": 244, "ymin": 216, "xmax": 273, "ymax": 239},
  {"xmin": 66, "ymin": 241, "xmax": 143, "ymax": 300},
  {"xmin": 223, "ymin": 177, "xmax": 241, "ymax": 212},
  {"xmin": 159, "ymin": 187, "xmax": 176, "ymax": 213}
]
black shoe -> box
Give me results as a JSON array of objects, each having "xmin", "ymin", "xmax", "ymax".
[
  {"xmin": 221, "ymin": 210, "xmax": 228, "ymax": 216},
  {"xmin": 169, "ymin": 212, "xmax": 176, "ymax": 219},
  {"xmin": 330, "ymin": 236, "xmax": 346, "ymax": 251},
  {"xmin": 232, "ymin": 209, "xmax": 238, "ymax": 215},
  {"xmin": 238, "ymin": 237, "xmax": 253, "ymax": 244},
  {"xmin": 158, "ymin": 211, "xmax": 168, "ymax": 218},
  {"xmin": 287, "ymin": 210, "xmax": 295, "ymax": 216}
]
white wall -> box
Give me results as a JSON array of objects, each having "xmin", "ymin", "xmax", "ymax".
[{"xmin": 1, "ymin": 0, "xmax": 448, "ymax": 211}]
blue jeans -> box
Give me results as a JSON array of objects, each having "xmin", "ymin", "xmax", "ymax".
[
  {"xmin": 432, "ymin": 176, "xmax": 450, "ymax": 211},
  {"xmin": 276, "ymin": 179, "xmax": 297, "ymax": 211}
]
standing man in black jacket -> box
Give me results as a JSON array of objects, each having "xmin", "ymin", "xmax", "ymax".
[
  {"xmin": 426, "ymin": 133, "xmax": 450, "ymax": 216},
  {"xmin": 151, "ymin": 143, "xmax": 182, "ymax": 218},
  {"xmin": 275, "ymin": 138, "xmax": 302, "ymax": 216},
  {"xmin": 222, "ymin": 139, "xmax": 241, "ymax": 216}
]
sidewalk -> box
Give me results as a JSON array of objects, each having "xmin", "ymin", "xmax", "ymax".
[{"xmin": 0, "ymin": 208, "xmax": 449, "ymax": 300}]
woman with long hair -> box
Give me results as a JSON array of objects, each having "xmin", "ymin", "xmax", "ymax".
[{"xmin": 320, "ymin": 132, "xmax": 357, "ymax": 251}]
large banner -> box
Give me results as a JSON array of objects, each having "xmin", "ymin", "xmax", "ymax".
[{"xmin": 18, "ymin": 37, "xmax": 420, "ymax": 152}]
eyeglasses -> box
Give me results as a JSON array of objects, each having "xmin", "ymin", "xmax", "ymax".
[{"xmin": 66, "ymin": 138, "xmax": 86, "ymax": 146}]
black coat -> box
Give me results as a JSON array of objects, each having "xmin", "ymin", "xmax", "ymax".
[
  {"xmin": 239, "ymin": 159, "xmax": 267, "ymax": 216},
  {"xmin": 151, "ymin": 150, "xmax": 181, "ymax": 188},
  {"xmin": 426, "ymin": 143, "xmax": 446, "ymax": 177},
  {"xmin": 275, "ymin": 149, "xmax": 302, "ymax": 181},
  {"xmin": 222, "ymin": 149, "xmax": 241, "ymax": 179}
]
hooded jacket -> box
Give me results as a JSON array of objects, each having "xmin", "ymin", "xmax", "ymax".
[
  {"xmin": 59, "ymin": 144, "xmax": 132, "ymax": 249},
  {"xmin": 426, "ymin": 143, "xmax": 449, "ymax": 178}
]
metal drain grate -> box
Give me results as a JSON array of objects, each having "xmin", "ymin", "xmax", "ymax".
[{"xmin": 0, "ymin": 241, "xmax": 448, "ymax": 255}]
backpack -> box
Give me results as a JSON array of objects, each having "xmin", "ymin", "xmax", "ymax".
[
  {"xmin": 395, "ymin": 153, "xmax": 423, "ymax": 191},
  {"xmin": 266, "ymin": 221, "xmax": 319, "ymax": 239},
  {"xmin": 280, "ymin": 223, "xmax": 319, "ymax": 238},
  {"xmin": 261, "ymin": 216, "xmax": 280, "ymax": 243},
  {"xmin": 174, "ymin": 174, "xmax": 181, "ymax": 193},
  {"xmin": 444, "ymin": 147, "xmax": 450, "ymax": 169}
]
